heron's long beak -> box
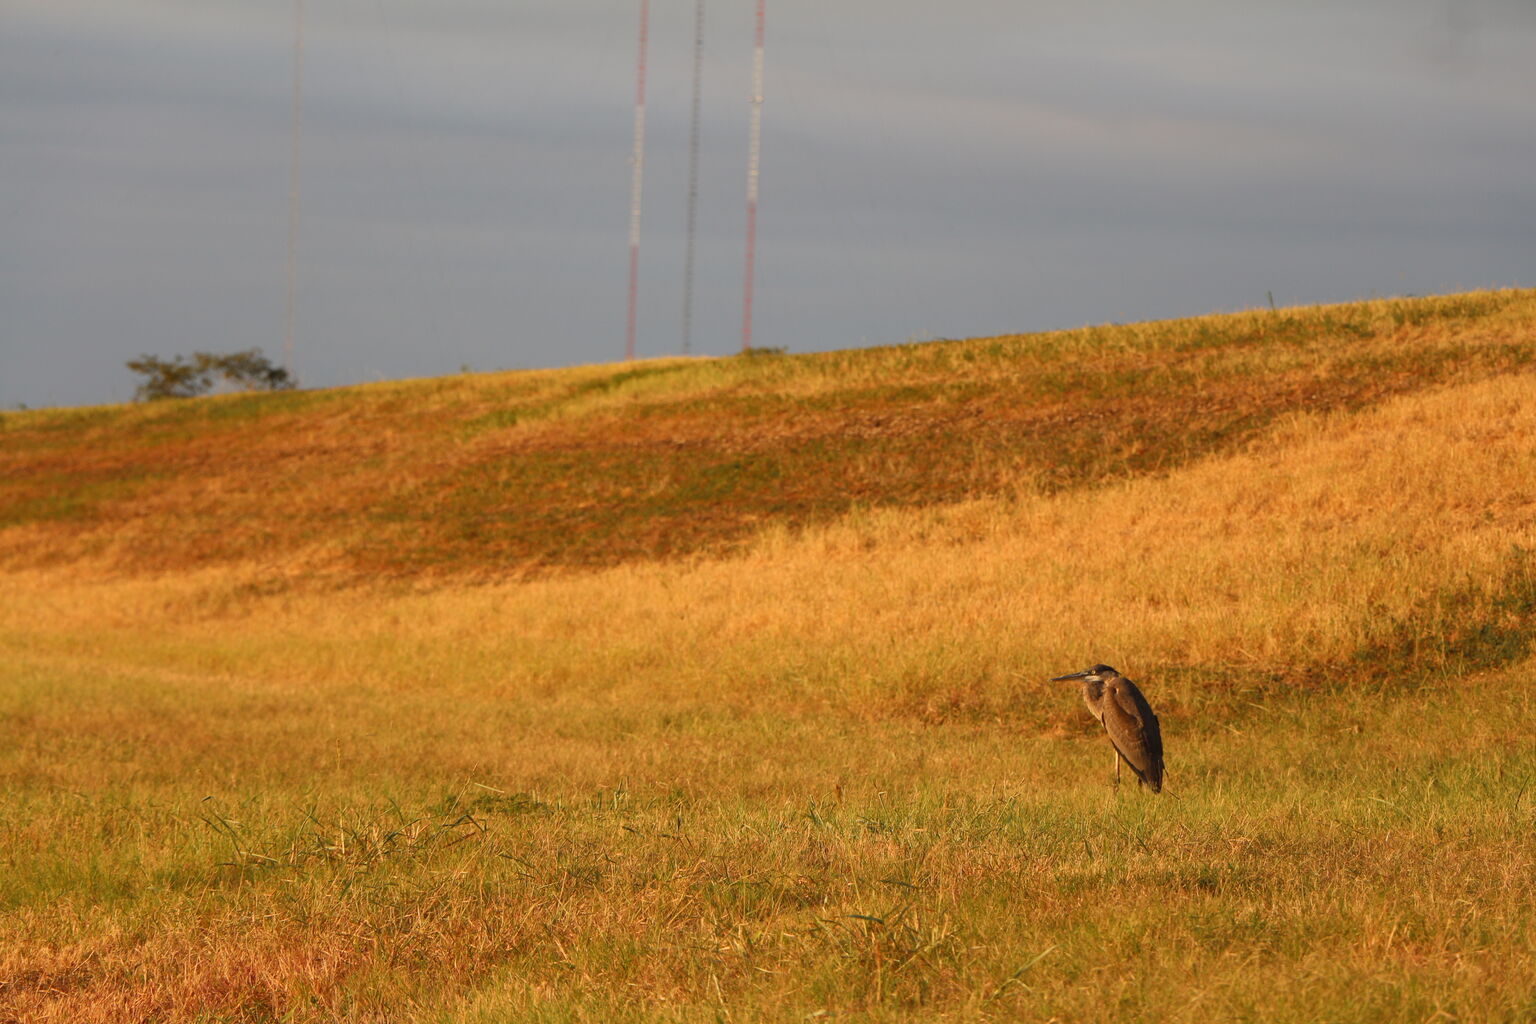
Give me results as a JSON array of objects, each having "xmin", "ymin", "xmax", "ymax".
[{"xmin": 1050, "ymin": 671, "xmax": 1090, "ymax": 681}]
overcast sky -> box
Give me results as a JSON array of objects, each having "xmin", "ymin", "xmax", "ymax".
[{"xmin": 3, "ymin": 0, "xmax": 1533, "ymax": 408}]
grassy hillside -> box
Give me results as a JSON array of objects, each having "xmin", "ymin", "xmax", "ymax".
[
  {"xmin": 3, "ymin": 290, "xmax": 1533, "ymax": 579},
  {"xmin": 3, "ymin": 290, "xmax": 1536, "ymax": 1022}
]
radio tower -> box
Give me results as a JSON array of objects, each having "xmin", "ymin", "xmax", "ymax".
[
  {"xmin": 680, "ymin": 0, "xmax": 706, "ymax": 355},
  {"xmin": 740, "ymin": 0, "xmax": 766, "ymax": 353},
  {"xmin": 625, "ymin": 0, "xmax": 651, "ymax": 361},
  {"xmin": 284, "ymin": 0, "xmax": 306, "ymax": 377}
]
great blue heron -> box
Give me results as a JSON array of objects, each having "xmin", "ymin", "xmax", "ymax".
[{"xmin": 1051, "ymin": 664, "xmax": 1164, "ymax": 793}]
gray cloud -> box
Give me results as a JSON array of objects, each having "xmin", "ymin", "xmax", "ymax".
[{"xmin": 3, "ymin": 0, "xmax": 1533, "ymax": 408}]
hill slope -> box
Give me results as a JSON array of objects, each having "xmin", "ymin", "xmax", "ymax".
[
  {"xmin": 3, "ymin": 290, "xmax": 1536, "ymax": 1023},
  {"xmin": 3, "ymin": 289, "xmax": 1534, "ymax": 579}
]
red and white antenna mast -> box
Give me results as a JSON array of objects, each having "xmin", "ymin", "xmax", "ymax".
[
  {"xmin": 284, "ymin": 0, "xmax": 306, "ymax": 377},
  {"xmin": 625, "ymin": 0, "xmax": 651, "ymax": 361},
  {"xmin": 740, "ymin": 0, "xmax": 766, "ymax": 353},
  {"xmin": 680, "ymin": 0, "xmax": 706, "ymax": 355}
]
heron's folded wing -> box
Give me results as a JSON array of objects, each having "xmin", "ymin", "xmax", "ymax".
[{"xmin": 1104, "ymin": 681, "xmax": 1163, "ymax": 781}]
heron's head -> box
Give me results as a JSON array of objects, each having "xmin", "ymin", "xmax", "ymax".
[{"xmin": 1050, "ymin": 664, "xmax": 1118, "ymax": 683}]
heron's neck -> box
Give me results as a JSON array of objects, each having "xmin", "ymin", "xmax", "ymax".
[{"xmin": 1083, "ymin": 678, "xmax": 1105, "ymax": 706}]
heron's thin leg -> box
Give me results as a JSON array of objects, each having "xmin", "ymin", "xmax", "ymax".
[{"xmin": 1113, "ymin": 749, "xmax": 1121, "ymax": 788}]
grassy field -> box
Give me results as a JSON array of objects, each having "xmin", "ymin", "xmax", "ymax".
[{"xmin": 3, "ymin": 291, "xmax": 1536, "ymax": 1022}]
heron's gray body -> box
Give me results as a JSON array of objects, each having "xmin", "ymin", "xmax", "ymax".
[{"xmin": 1054, "ymin": 664, "xmax": 1164, "ymax": 793}]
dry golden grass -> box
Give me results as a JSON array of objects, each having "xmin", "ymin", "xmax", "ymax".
[
  {"xmin": 12, "ymin": 367, "xmax": 1532, "ymax": 709},
  {"xmin": 3, "ymin": 289, "xmax": 1534, "ymax": 579},
  {"xmin": 3, "ymin": 293, "xmax": 1536, "ymax": 1021}
]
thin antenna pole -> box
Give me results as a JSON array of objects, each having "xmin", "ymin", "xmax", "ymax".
[
  {"xmin": 741, "ymin": 0, "xmax": 766, "ymax": 353},
  {"xmin": 284, "ymin": 0, "xmax": 306, "ymax": 377},
  {"xmin": 626, "ymin": 0, "xmax": 651, "ymax": 362},
  {"xmin": 681, "ymin": 0, "xmax": 706, "ymax": 355}
]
